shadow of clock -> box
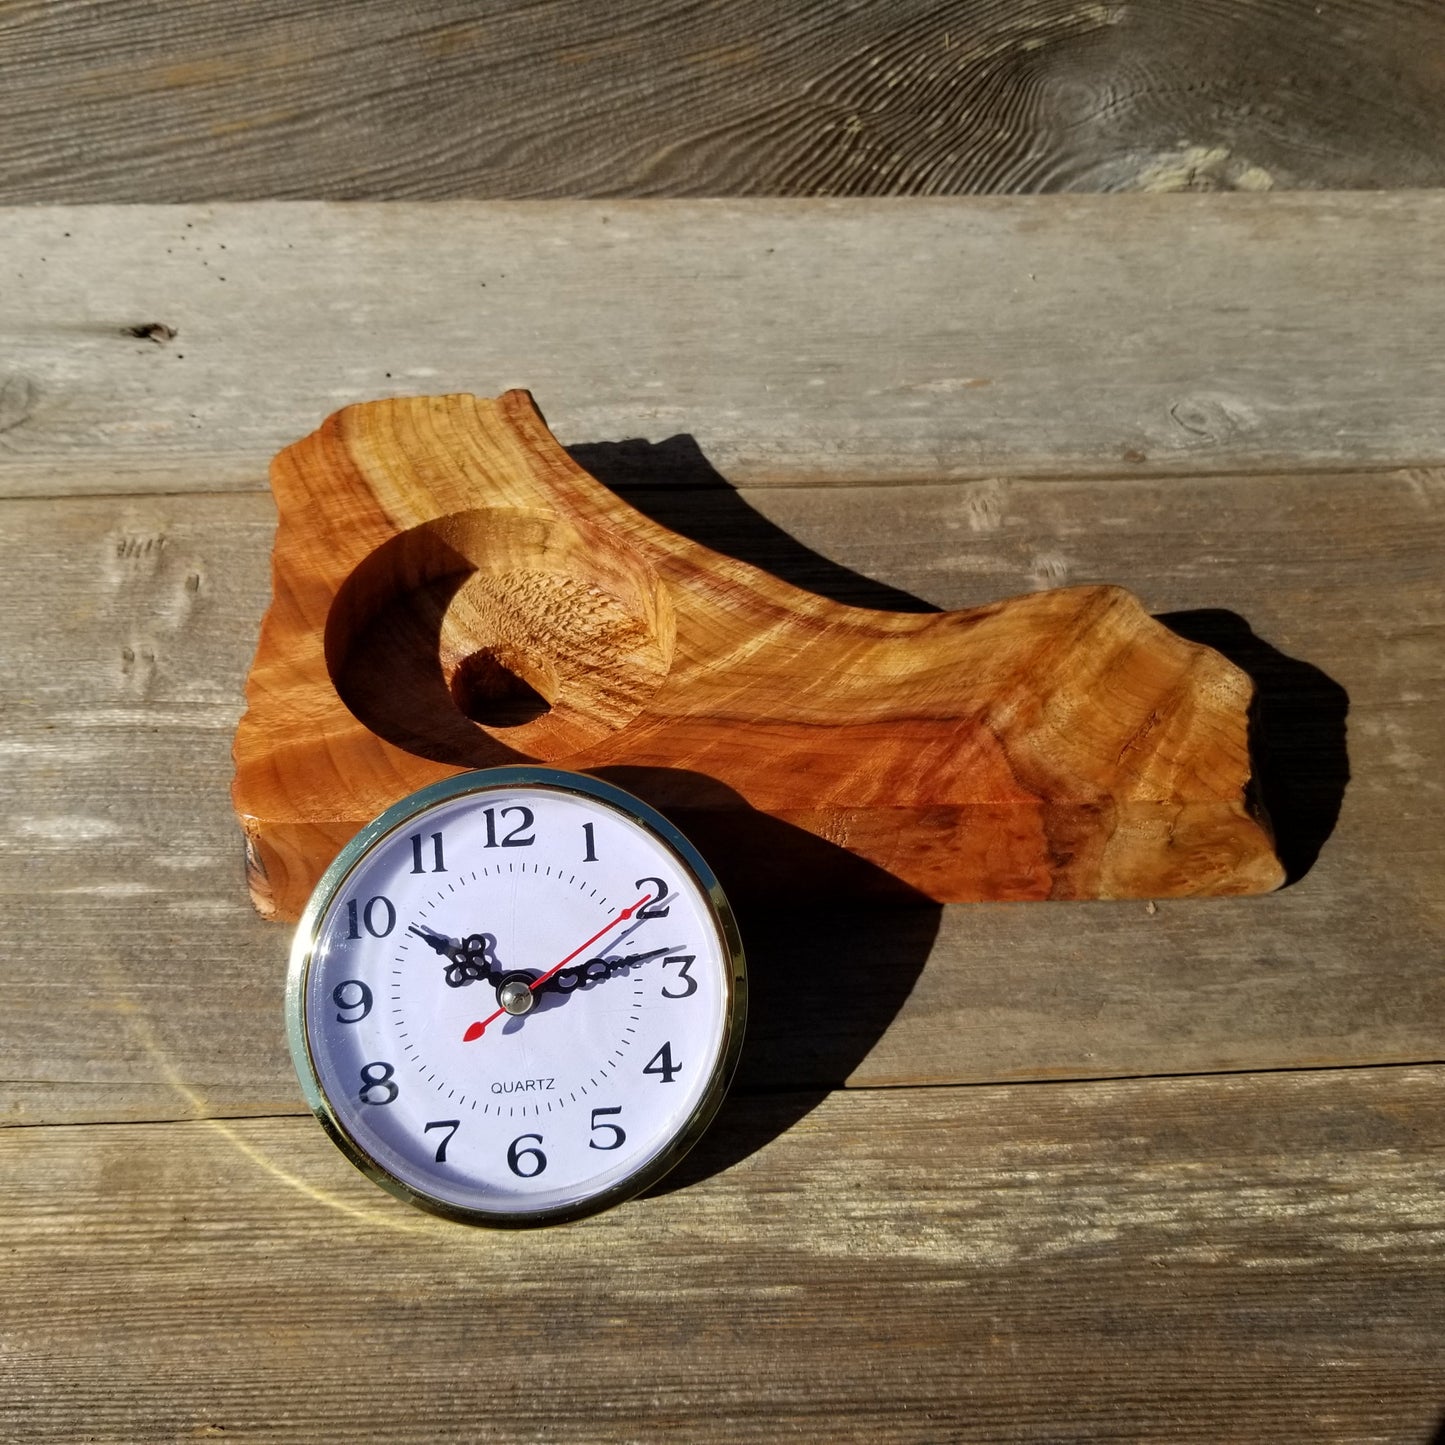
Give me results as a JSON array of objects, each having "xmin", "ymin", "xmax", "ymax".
[
  {"xmin": 643, "ymin": 900, "xmax": 943, "ymax": 1198},
  {"xmin": 606, "ymin": 780, "xmax": 942, "ymax": 1199}
]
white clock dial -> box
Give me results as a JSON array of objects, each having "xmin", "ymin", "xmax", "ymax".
[{"xmin": 286, "ymin": 768, "xmax": 746, "ymax": 1225}]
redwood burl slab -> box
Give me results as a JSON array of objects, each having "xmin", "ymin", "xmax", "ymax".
[{"xmin": 232, "ymin": 391, "xmax": 1283, "ymax": 920}]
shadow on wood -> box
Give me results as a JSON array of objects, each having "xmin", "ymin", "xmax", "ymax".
[
  {"xmin": 648, "ymin": 889, "xmax": 942, "ymax": 1195},
  {"xmin": 617, "ymin": 769, "xmax": 943, "ymax": 1192},
  {"xmin": 568, "ymin": 435, "xmax": 942, "ymax": 615},
  {"xmin": 1159, "ymin": 610, "xmax": 1349, "ymax": 884}
]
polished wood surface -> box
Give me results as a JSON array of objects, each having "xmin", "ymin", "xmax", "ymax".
[
  {"xmin": 1, "ymin": 201, "xmax": 1441, "ymax": 1443},
  {"xmin": 233, "ymin": 390, "xmax": 1282, "ymax": 919}
]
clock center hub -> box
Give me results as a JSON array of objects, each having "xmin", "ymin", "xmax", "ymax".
[{"xmin": 497, "ymin": 978, "xmax": 536, "ymax": 1016}]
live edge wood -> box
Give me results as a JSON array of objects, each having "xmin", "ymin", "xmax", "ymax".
[{"xmin": 232, "ymin": 391, "xmax": 1282, "ymax": 919}]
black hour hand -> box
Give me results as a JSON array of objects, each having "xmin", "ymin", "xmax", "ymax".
[{"xmin": 407, "ymin": 924, "xmax": 503, "ymax": 987}]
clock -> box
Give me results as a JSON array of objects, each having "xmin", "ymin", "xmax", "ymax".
[{"xmin": 285, "ymin": 766, "xmax": 747, "ymax": 1226}]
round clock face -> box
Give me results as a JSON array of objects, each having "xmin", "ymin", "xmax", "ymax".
[{"xmin": 286, "ymin": 767, "xmax": 746, "ymax": 1226}]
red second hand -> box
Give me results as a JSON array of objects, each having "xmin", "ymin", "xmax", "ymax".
[{"xmin": 462, "ymin": 895, "xmax": 650, "ymax": 1042}]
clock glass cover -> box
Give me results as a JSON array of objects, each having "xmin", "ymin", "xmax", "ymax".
[{"xmin": 286, "ymin": 767, "xmax": 746, "ymax": 1225}]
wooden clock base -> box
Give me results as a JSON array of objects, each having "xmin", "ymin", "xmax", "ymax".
[{"xmin": 231, "ymin": 391, "xmax": 1284, "ymax": 920}]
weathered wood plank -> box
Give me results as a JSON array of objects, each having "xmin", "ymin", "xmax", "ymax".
[
  {"xmin": 5, "ymin": 197, "xmax": 1445, "ymax": 498},
  {"xmin": 2, "ymin": 1067, "xmax": 1442, "ymax": 1442},
  {"xmin": 2, "ymin": 1, "xmax": 1443, "ymax": 203},
  {"xmin": 1, "ymin": 465, "xmax": 1439, "ymax": 1123}
]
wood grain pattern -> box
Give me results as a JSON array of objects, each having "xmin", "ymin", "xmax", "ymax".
[
  {"xmin": 1, "ymin": 463, "xmax": 1438, "ymax": 1123},
  {"xmin": 2, "ymin": 1067, "xmax": 1442, "ymax": 1442},
  {"xmin": 5, "ymin": 197, "xmax": 1445, "ymax": 498},
  {"xmin": 232, "ymin": 390, "xmax": 1282, "ymax": 919},
  {"xmin": 2, "ymin": 0, "xmax": 1444, "ymax": 202}
]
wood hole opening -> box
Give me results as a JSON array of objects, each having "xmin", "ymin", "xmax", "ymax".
[{"xmin": 448, "ymin": 646, "xmax": 555, "ymax": 728}]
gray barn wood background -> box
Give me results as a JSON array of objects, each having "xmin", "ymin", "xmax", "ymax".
[{"xmin": 4, "ymin": 0, "xmax": 1445, "ymax": 202}]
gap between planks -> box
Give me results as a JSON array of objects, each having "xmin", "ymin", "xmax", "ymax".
[
  {"xmin": 7, "ymin": 454, "xmax": 1444, "ymax": 509},
  {"xmin": 6, "ymin": 1058, "xmax": 1443, "ymax": 1134}
]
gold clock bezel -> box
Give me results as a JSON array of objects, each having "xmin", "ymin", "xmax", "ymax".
[{"xmin": 284, "ymin": 765, "xmax": 748, "ymax": 1227}]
